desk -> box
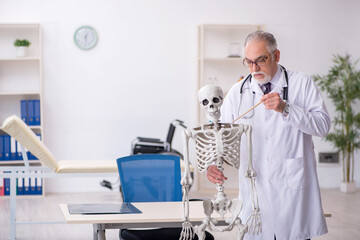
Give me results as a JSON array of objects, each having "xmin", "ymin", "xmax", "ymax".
[{"xmin": 60, "ymin": 201, "xmax": 227, "ymax": 240}]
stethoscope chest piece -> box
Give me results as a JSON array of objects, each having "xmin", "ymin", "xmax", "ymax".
[{"xmin": 238, "ymin": 65, "xmax": 289, "ymax": 119}]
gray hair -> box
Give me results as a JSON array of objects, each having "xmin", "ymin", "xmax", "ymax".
[{"xmin": 244, "ymin": 30, "xmax": 278, "ymax": 53}]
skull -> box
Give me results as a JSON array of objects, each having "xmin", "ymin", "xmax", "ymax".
[{"xmin": 198, "ymin": 85, "xmax": 224, "ymax": 123}]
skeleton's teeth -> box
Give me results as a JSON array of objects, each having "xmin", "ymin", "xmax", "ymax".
[{"xmin": 209, "ymin": 110, "xmax": 219, "ymax": 116}]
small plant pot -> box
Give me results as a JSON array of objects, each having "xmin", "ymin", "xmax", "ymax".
[
  {"xmin": 340, "ymin": 181, "xmax": 356, "ymax": 193},
  {"xmin": 16, "ymin": 46, "xmax": 27, "ymax": 57}
]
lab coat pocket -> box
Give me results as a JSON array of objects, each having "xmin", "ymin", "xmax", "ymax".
[{"xmin": 285, "ymin": 157, "xmax": 309, "ymax": 190}]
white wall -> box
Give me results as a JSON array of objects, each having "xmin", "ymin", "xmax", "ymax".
[{"xmin": 1, "ymin": 0, "xmax": 360, "ymax": 192}]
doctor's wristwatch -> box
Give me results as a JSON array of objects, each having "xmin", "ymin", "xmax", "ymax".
[{"xmin": 282, "ymin": 103, "xmax": 290, "ymax": 117}]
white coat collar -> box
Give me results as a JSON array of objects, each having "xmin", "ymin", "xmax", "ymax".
[
  {"xmin": 249, "ymin": 65, "xmax": 285, "ymax": 95},
  {"xmin": 272, "ymin": 65, "xmax": 288, "ymax": 96}
]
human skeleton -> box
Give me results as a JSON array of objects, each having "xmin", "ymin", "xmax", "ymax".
[{"xmin": 180, "ymin": 85, "xmax": 261, "ymax": 240}]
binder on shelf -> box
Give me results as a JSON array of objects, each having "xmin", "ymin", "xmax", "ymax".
[
  {"xmin": 3, "ymin": 135, "xmax": 11, "ymax": 161},
  {"xmin": 16, "ymin": 140, "xmax": 23, "ymax": 160},
  {"xmin": 4, "ymin": 174, "xmax": 10, "ymax": 196},
  {"xmin": 21, "ymin": 100, "xmax": 28, "ymax": 124},
  {"xmin": 23, "ymin": 177, "xmax": 30, "ymax": 195},
  {"xmin": 27, "ymin": 151, "xmax": 35, "ymax": 160},
  {"xmin": 0, "ymin": 174, "xmax": 4, "ymax": 196},
  {"xmin": 10, "ymin": 137, "xmax": 17, "ymax": 160},
  {"xmin": 25, "ymin": 147, "xmax": 32, "ymax": 160},
  {"xmin": 28, "ymin": 134, "xmax": 41, "ymax": 160},
  {"xmin": 30, "ymin": 172, "xmax": 36, "ymax": 194},
  {"xmin": 34, "ymin": 99, "xmax": 41, "ymax": 125},
  {"xmin": 0, "ymin": 135, "xmax": 4, "ymax": 161},
  {"xmin": 28, "ymin": 100, "xmax": 35, "ymax": 126},
  {"xmin": 17, "ymin": 173, "xmax": 24, "ymax": 195},
  {"xmin": 35, "ymin": 171, "xmax": 42, "ymax": 195}
]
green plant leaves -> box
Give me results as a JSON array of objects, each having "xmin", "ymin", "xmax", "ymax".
[
  {"xmin": 313, "ymin": 54, "xmax": 360, "ymax": 182},
  {"xmin": 13, "ymin": 39, "xmax": 31, "ymax": 47}
]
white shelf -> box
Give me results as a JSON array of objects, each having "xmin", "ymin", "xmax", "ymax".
[
  {"xmin": 0, "ymin": 125, "xmax": 42, "ymax": 130},
  {"xmin": 198, "ymin": 23, "xmax": 263, "ymax": 106},
  {"xmin": 0, "ymin": 160, "xmax": 42, "ymax": 165},
  {"xmin": 0, "ymin": 23, "xmax": 41, "ymax": 59},
  {"xmin": 0, "ymin": 23, "xmax": 44, "ymax": 197},
  {"xmin": 0, "ymin": 57, "xmax": 40, "ymax": 62},
  {"xmin": 200, "ymin": 57, "xmax": 243, "ymax": 62},
  {"xmin": 0, "ymin": 23, "xmax": 40, "ymax": 29},
  {"xmin": 0, "ymin": 92, "xmax": 40, "ymax": 96}
]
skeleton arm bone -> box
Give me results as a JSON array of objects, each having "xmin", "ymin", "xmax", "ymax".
[
  {"xmin": 243, "ymin": 125, "xmax": 259, "ymax": 207},
  {"xmin": 242, "ymin": 124, "xmax": 261, "ymax": 235},
  {"xmin": 181, "ymin": 129, "xmax": 193, "ymax": 214},
  {"xmin": 180, "ymin": 129, "xmax": 195, "ymax": 240},
  {"xmin": 243, "ymin": 125, "xmax": 255, "ymax": 177}
]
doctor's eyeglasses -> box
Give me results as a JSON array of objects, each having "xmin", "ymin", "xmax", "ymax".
[{"xmin": 243, "ymin": 56, "xmax": 269, "ymax": 68}]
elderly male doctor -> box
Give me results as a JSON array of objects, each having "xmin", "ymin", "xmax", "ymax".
[{"xmin": 207, "ymin": 30, "xmax": 330, "ymax": 240}]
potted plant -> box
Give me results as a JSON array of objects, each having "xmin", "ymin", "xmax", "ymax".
[
  {"xmin": 313, "ymin": 54, "xmax": 360, "ymax": 193},
  {"xmin": 14, "ymin": 39, "xmax": 31, "ymax": 57}
]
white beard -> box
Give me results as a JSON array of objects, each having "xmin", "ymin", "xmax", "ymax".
[{"xmin": 252, "ymin": 71, "xmax": 271, "ymax": 85}]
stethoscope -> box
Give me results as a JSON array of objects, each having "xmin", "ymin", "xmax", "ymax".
[{"xmin": 238, "ymin": 64, "xmax": 289, "ymax": 119}]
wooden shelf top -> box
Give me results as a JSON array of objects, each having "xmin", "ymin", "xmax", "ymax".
[
  {"xmin": 0, "ymin": 92, "xmax": 41, "ymax": 96},
  {"xmin": 0, "ymin": 57, "xmax": 40, "ymax": 62}
]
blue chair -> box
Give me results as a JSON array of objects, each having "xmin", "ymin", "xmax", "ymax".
[
  {"xmin": 117, "ymin": 154, "xmax": 182, "ymax": 202},
  {"xmin": 116, "ymin": 154, "xmax": 214, "ymax": 240}
]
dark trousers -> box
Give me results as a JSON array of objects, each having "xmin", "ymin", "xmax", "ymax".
[
  {"xmin": 274, "ymin": 236, "xmax": 310, "ymax": 240},
  {"xmin": 121, "ymin": 228, "xmax": 214, "ymax": 240}
]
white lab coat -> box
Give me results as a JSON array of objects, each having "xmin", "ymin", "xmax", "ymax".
[{"xmin": 221, "ymin": 66, "xmax": 330, "ymax": 240}]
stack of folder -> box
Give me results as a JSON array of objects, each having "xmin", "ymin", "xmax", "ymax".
[
  {"xmin": 21, "ymin": 99, "xmax": 41, "ymax": 126},
  {"xmin": 0, "ymin": 134, "xmax": 41, "ymax": 161},
  {"xmin": 0, "ymin": 100, "xmax": 43, "ymax": 197},
  {"xmin": 0, "ymin": 171, "xmax": 43, "ymax": 196}
]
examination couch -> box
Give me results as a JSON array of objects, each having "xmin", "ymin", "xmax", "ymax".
[{"xmin": 0, "ymin": 115, "xmax": 119, "ymax": 240}]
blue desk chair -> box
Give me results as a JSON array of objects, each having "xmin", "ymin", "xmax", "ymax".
[
  {"xmin": 117, "ymin": 154, "xmax": 214, "ymax": 240},
  {"xmin": 117, "ymin": 154, "xmax": 182, "ymax": 202}
]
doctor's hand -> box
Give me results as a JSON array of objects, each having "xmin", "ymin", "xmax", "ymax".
[
  {"xmin": 261, "ymin": 92, "xmax": 286, "ymax": 113},
  {"xmin": 207, "ymin": 165, "xmax": 228, "ymax": 184}
]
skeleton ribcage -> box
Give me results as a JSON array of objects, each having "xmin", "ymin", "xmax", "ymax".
[{"xmin": 193, "ymin": 123, "xmax": 242, "ymax": 172}]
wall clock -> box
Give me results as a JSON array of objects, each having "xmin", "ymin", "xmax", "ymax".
[{"xmin": 74, "ymin": 25, "xmax": 98, "ymax": 50}]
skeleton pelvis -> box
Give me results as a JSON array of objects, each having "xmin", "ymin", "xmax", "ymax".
[{"xmin": 201, "ymin": 198, "xmax": 244, "ymax": 232}]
